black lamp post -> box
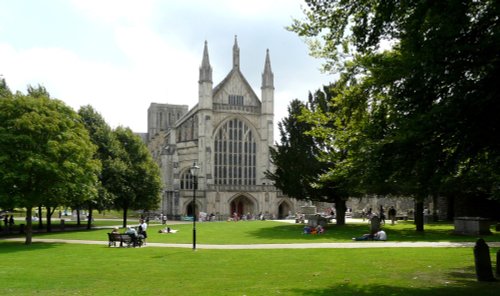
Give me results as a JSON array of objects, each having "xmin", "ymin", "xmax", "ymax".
[{"xmin": 190, "ymin": 162, "xmax": 200, "ymax": 250}]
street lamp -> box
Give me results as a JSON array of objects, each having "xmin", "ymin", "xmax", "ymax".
[{"xmin": 189, "ymin": 162, "xmax": 200, "ymax": 250}]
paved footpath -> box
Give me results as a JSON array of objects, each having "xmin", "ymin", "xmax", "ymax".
[{"xmin": 3, "ymin": 237, "xmax": 500, "ymax": 249}]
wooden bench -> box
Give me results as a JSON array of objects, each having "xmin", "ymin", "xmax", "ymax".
[{"xmin": 108, "ymin": 233, "xmax": 135, "ymax": 247}]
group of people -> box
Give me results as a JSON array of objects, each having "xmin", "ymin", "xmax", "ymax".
[
  {"xmin": 228, "ymin": 212, "xmax": 266, "ymax": 222},
  {"xmin": 1, "ymin": 215, "xmax": 15, "ymax": 231},
  {"xmin": 303, "ymin": 224, "xmax": 325, "ymax": 235},
  {"xmin": 362, "ymin": 205, "xmax": 398, "ymax": 225},
  {"xmin": 112, "ymin": 218, "xmax": 148, "ymax": 247}
]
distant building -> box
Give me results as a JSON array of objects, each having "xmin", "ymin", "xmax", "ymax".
[{"xmin": 146, "ymin": 37, "xmax": 299, "ymax": 220}]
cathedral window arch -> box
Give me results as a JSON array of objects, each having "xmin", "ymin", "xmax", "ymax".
[
  {"xmin": 180, "ymin": 168, "xmax": 196, "ymax": 190},
  {"xmin": 214, "ymin": 118, "xmax": 256, "ymax": 185}
]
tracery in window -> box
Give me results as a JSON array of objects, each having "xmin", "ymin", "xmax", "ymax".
[
  {"xmin": 214, "ymin": 118, "xmax": 256, "ymax": 185},
  {"xmin": 180, "ymin": 169, "xmax": 196, "ymax": 190}
]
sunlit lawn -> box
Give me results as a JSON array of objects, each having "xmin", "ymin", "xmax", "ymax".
[
  {"xmin": 23, "ymin": 220, "xmax": 500, "ymax": 245},
  {"xmin": 1, "ymin": 240, "xmax": 499, "ymax": 295},
  {"xmin": 2, "ymin": 220, "xmax": 500, "ymax": 295}
]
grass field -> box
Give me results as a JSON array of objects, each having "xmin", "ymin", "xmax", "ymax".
[
  {"xmin": 1, "ymin": 220, "xmax": 500, "ymax": 295},
  {"xmin": 24, "ymin": 219, "xmax": 500, "ymax": 244}
]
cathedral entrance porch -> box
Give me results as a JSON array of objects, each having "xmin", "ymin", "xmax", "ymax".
[
  {"xmin": 186, "ymin": 201, "xmax": 198, "ymax": 220},
  {"xmin": 229, "ymin": 195, "xmax": 256, "ymax": 220}
]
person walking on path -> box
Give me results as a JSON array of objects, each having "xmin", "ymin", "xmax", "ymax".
[
  {"xmin": 379, "ymin": 205, "xmax": 385, "ymax": 225},
  {"xmin": 8, "ymin": 215, "xmax": 14, "ymax": 231},
  {"xmin": 388, "ymin": 206, "xmax": 397, "ymax": 225}
]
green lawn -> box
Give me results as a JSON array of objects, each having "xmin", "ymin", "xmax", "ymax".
[
  {"xmin": 25, "ymin": 220, "xmax": 500, "ymax": 244},
  {"xmin": 0, "ymin": 241, "xmax": 499, "ymax": 295},
  {"xmin": 1, "ymin": 220, "xmax": 499, "ymax": 295}
]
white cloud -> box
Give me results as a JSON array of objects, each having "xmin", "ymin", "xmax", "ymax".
[{"xmin": 1, "ymin": 0, "xmax": 333, "ymax": 140}]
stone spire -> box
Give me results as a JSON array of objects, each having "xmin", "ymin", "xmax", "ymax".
[
  {"xmin": 232, "ymin": 35, "xmax": 240, "ymax": 69},
  {"xmin": 261, "ymin": 49, "xmax": 274, "ymax": 89},
  {"xmin": 199, "ymin": 40, "xmax": 212, "ymax": 83}
]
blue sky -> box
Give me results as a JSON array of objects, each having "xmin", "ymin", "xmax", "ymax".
[{"xmin": 0, "ymin": 0, "xmax": 332, "ymax": 139}]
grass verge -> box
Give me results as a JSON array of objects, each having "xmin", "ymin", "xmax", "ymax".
[{"xmin": 0, "ymin": 241, "xmax": 499, "ymax": 296}]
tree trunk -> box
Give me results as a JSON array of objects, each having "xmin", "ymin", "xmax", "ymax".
[
  {"xmin": 76, "ymin": 208, "xmax": 81, "ymax": 226},
  {"xmin": 46, "ymin": 207, "xmax": 55, "ymax": 232},
  {"xmin": 46, "ymin": 206, "xmax": 52, "ymax": 232},
  {"xmin": 87, "ymin": 205, "xmax": 93, "ymax": 230},
  {"xmin": 415, "ymin": 198, "xmax": 424, "ymax": 232},
  {"xmin": 122, "ymin": 208, "xmax": 128, "ymax": 228},
  {"xmin": 25, "ymin": 207, "xmax": 33, "ymax": 245},
  {"xmin": 334, "ymin": 197, "xmax": 347, "ymax": 226},
  {"xmin": 37, "ymin": 206, "xmax": 43, "ymax": 229}
]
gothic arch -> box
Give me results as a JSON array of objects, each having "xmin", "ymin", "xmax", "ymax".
[
  {"xmin": 179, "ymin": 167, "xmax": 195, "ymax": 190},
  {"xmin": 213, "ymin": 116, "xmax": 260, "ymax": 138},
  {"xmin": 278, "ymin": 199, "xmax": 294, "ymax": 219},
  {"xmin": 184, "ymin": 198, "xmax": 200, "ymax": 218},
  {"xmin": 228, "ymin": 193, "xmax": 258, "ymax": 218}
]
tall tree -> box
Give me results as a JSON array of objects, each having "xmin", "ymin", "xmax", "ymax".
[
  {"xmin": 267, "ymin": 99, "xmax": 321, "ymax": 201},
  {"xmin": 0, "ymin": 87, "xmax": 100, "ymax": 244},
  {"xmin": 112, "ymin": 127, "xmax": 162, "ymax": 227},
  {"xmin": 78, "ymin": 105, "xmax": 120, "ymax": 229},
  {"xmin": 267, "ymin": 92, "xmax": 352, "ymax": 225},
  {"xmin": 290, "ymin": 0, "xmax": 500, "ymax": 230}
]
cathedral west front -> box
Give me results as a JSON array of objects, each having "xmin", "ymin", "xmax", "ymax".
[{"xmin": 146, "ymin": 37, "xmax": 299, "ymax": 221}]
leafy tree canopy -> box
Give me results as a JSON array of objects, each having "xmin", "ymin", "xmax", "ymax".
[
  {"xmin": 0, "ymin": 84, "xmax": 100, "ymax": 243},
  {"xmin": 289, "ymin": 0, "xmax": 500, "ymax": 228},
  {"xmin": 112, "ymin": 126, "xmax": 162, "ymax": 227}
]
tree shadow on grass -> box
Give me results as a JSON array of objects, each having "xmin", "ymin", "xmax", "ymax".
[
  {"xmin": 249, "ymin": 221, "xmax": 500, "ymax": 243},
  {"xmin": 282, "ymin": 263, "xmax": 500, "ymax": 296},
  {"xmin": 285, "ymin": 283, "xmax": 500, "ymax": 296},
  {"xmin": 0, "ymin": 241, "xmax": 58, "ymax": 254}
]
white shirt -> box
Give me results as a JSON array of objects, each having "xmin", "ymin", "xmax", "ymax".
[{"xmin": 375, "ymin": 230, "xmax": 387, "ymax": 241}]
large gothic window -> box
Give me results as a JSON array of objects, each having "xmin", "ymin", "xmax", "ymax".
[{"xmin": 214, "ymin": 118, "xmax": 256, "ymax": 185}]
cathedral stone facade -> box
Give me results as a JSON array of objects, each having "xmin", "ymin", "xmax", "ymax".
[{"xmin": 146, "ymin": 38, "xmax": 299, "ymax": 220}]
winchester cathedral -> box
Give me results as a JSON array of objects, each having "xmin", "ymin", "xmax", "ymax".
[{"xmin": 146, "ymin": 38, "xmax": 301, "ymax": 220}]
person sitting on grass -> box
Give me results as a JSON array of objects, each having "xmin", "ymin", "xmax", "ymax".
[
  {"xmin": 352, "ymin": 230, "xmax": 387, "ymax": 241},
  {"xmin": 303, "ymin": 226, "xmax": 311, "ymax": 234},
  {"xmin": 374, "ymin": 230, "xmax": 387, "ymax": 241},
  {"xmin": 158, "ymin": 227, "xmax": 172, "ymax": 233},
  {"xmin": 316, "ymin": 225, "xmax": 324, "ymax": 234}
]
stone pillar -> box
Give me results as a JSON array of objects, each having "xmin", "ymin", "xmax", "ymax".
[{"xmin": 473, "ymin": 238, "xmax": 496, "ymax": 281}]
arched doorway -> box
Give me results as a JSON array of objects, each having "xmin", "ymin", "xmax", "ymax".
[
  {"xmin": 278, "ymin": 201, "xmax": 292, "ymax": 219},
  {"xmin": 186, "ymin": 201, "xmax": 197, "ymax": 220},
  {"xmin": 229, "ymin": 195, "xmax": 256, "ymax": 219}
]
